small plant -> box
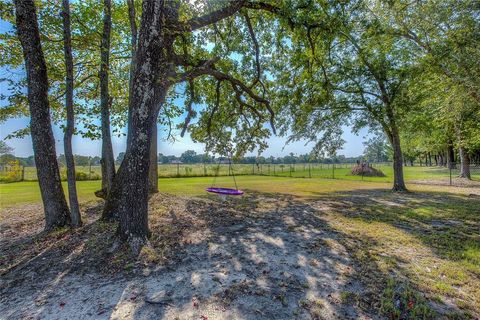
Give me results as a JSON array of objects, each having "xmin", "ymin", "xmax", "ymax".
[
  {"xmin": 380, "ymin": 278, "xmax": 436, "ymax": 319},
  {"xmin": 0, "ymin": 160, "xmax": 22, "ymax": 182},
  {"xmin": 340, "ymin": 291, "xmax": 360, "ymax": 305}
]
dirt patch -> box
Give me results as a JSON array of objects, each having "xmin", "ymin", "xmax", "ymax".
[
  {"xmin": 0, "ymin": 194, "xmax": 376, "ymax": 320},
  {"xmin": 409, "ymin": 177, "xmax": 480, "ymax": 190},
  {"xmin": 1, "ymin": 191, "xmax": 478, "ymax": 319}
]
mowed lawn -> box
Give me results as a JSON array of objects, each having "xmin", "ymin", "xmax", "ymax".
[{"xmin": 1, "ymin": 175, "xmax": 476, "ymax": 209}]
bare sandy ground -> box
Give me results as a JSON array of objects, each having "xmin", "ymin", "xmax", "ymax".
[{"xmin": 0, "ymin": 193, "xmax": 378, "ymax": 320}]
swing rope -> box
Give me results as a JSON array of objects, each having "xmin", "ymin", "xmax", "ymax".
[
  {"xmin": 229, "ymin": 157, "xmax": 239, "ymax": 190},
  {"xmin": 210, "ymin": 155, "xmax": 239, "ymax": 190}
]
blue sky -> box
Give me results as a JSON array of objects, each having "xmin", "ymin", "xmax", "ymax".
[{"xmin": 0, "ymin": 17, "xmax": 369, "ymax": 158}]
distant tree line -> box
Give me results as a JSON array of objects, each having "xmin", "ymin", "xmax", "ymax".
[{"xmin": 116, "ymin": 149, "xmax": 363, "ymax": 165}]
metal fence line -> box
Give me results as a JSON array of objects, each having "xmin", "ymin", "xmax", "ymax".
[{"xmin": 1, "ymin": 162, "xmax": 479, "ymax": 187}]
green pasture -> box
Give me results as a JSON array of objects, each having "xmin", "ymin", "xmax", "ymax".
[
  {"xmin": 0, "ymin": 174, "xmax": 476, "ymax": 209},
  {"xmin": 4, "ymin": 162, "xmax": 479, "ymax": 183}
]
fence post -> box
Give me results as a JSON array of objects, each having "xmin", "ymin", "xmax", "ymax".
[
  {"xmin": 332, "ymin": 163, "xmax": 335, "ymax": 179},
  {"xmin": 177, "ymin": 163, "xmax": 180, "ymax": 176},
  {"xmin": 252, "ymin": 163, "xmax": 255, "ymax": 175},
  {"xmin": 273, "ymin": 164, "xmax": 276, "ymax": 175},
  {"xmin": 204, "ymin": 163, "xmax": 206, "ymax": 176},
  {"xmin": 21, "ymin": 166, "xmax": 25, "ymax": 181},
  {"xmin": 449, "ymin": 165, "xmax": 452, "ymax": 186},
  {"xmin": 89, "ymin": 158, "xmax": 92, "ymax": 180},
  {"xmin": 308, "ymin": 163, "xmax": 311, "ymax": 178},
  {"xmin": 289, "ymin": 164, "xmax": 292, "ymax": 177}
]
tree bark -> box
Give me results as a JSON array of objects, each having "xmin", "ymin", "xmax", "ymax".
[
  {"xmin": 99, "ymin": 0, "xmax": 116, "ymax": 195},
  {"xmin": 15, "ymin": 0, "xmax": 71, "ymax": 230},
  {"xmin": 126, "ymin": 0, "xmax": 137, "ymax": 147},
  {"xmin": 439, "ymin": 153, "xmax": 445, "ymax": 167},
  {"xmin": 447, "ymin": 143, "xmax": 456, "ymax": 169},
  {"xmin": 385, "ymin": 107, "xmax": 407, "ymax": 192},
  {"xmin": 458, "ymin": 147, "xmax": 471, "ymax": 179},
  {"xmin": 103, "ymin": 0, "xmax": 173, "ymax": 254},
  {"xmin": 149, "ymin": 122, "xmax": 158, "ymax": 193},
  {"xmin": 62, "ymin": 0, "xmax": 81, "ymax": 227},
  {"xmin": 390, "ymin": 130, "xmax": 407, "ymax": 191}
]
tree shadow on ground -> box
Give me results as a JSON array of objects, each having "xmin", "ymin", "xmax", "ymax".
[
  {"xmin": 1, "ymin": 189, "xmax": 477, "ymax": 319},
  {"xmin": 306, "ymin": 188, "xmax": 480, "ymax": 318},
  {"xmin": 126, "ymin": 191, "xmax": 382, "ymax": 319},
  {"xmin": 307, "ymin": 189, "xmax": 480, "ymax": 265}
]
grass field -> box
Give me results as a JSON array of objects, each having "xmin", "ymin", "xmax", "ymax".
[
  {"xmin": 0, "ymin": 174, "xmax": 478, "ymax": 209},
  {"xmin": 4, "ymin": 162, "xmax": 479, "ymax": 183}
]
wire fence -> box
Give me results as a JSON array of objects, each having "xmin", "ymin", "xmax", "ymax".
[{"xmin": 1, "ymin": 162, "xmax": 479, "ymax": 188}]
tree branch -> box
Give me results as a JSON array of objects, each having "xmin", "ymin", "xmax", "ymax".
[
  {"xmin": 174, "ymin": 62, "xmax": 276, "ymax": 134},
  {"xmin": 207, "ymin": 80, "xmax": 222, "ymax": 137},
  {"xmin": 243, "ymin": 12, "xmax": 261, "ymax": 86},
  {"xmin": 169, "ymin": 0, "xmax": 245, "ymax": 32},
  {"xmin": 180, "ymin": 79, "xmax": 195, "ymax": 137}
]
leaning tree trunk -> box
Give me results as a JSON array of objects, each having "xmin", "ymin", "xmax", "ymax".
[
  {"xmin": 15, "ymin": 0, "xmax": 71, "ymax": 230},
  {"xmin": 102, "ymin": 0, "xmax": 172, "ymax": 254},
  {"xmin": 458, "ymin": 146, "xmax": 471, "ymax": 179},
  {"xmin": 99, "ymin": 0, "xmax": 116, "ymax": 195},
  {"xmin": 61, "ymin": 0, "xmax": 81, "ymax": 227}
]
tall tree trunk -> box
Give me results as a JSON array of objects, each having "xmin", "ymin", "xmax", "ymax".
[
  {"xmin": 15, "ymin": 0, "xmax": 71, "ymax": 230},
  {"xmin": 385, "ymin": 107, "xmax": 407, "ymax": 192},
  {"xmin": 127, "ymin": 0, "xmax": 159, "ymax": 194},
  {"xmin": 149, "ymin": 122, "xmax": 158, "ymax": 193},
  {"xmin": 61, "ymin": 0, "xmax": 81, "ymax": 227},
  {"xmin": 99, "ymin": 0, "xmax": 116, "ymax": 195},
  {"xmin": 126, "ymin": 0, "xmax": 137, "ymax": 147},
  {"xmin": 454, "ymin": 122, "xmax": 471, "ymax": 179},
  {"xmin": 458, "ymin": 147, "xmax": 471, "ymax": 179},
  {"xmin": 390, "ymin": 131, "xmax": 407, "ymax": 191},
  {"xmin": 447, "ymin": 143, "xmax": 456, "ymax": 169},
  {"xmin": 103, "ymin": 0, "xmax": 172, "ymax": 254}
]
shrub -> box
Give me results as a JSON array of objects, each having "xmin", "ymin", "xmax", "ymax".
[
  {"xmin": 60, "ymin": 169, "xmax": 101, "ymax": 181},
  {"xmin": 0, "ymin": 160, "xmax": 22, "ymax": 183}
]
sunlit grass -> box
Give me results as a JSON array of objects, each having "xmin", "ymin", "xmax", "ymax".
[{"xmin": 1, "ymin": 174, "xmax": 477, "ymax": 209}]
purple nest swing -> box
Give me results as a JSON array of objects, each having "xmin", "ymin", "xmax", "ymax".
[
  {"xmin": 206, "ymin": 187, "xmax": 244, "ymax": 196},
  {"xmin": 206, "ymin": 158, "xmax": 244, "ymax": 196}
]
